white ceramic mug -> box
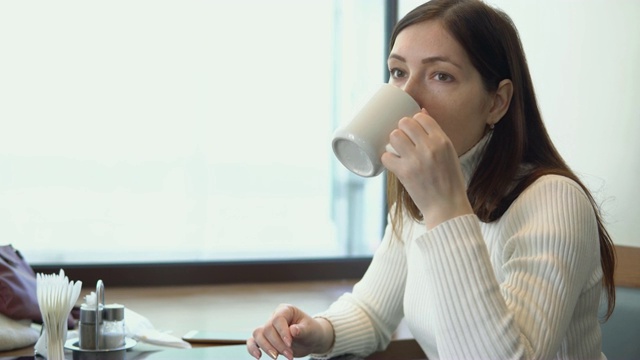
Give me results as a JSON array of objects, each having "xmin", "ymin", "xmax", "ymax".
[{"xmin": 332, "ymin": 84, "xmax": 420, "ymax": 177}]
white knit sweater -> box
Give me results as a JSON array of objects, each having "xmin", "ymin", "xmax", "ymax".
[{"xmin": 315, "ymin": 136, "xmax": 605, "ymax": 360}]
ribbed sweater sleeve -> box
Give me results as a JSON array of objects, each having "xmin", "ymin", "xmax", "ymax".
[
  {"xmin": 311, "ymin": 222, "xmax": 408, "ymax": 358},
  {"xmin": 415, "ymin": 176, "xmax": 600, "ymax": 359}
]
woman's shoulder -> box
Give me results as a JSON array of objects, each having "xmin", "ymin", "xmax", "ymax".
[
  {"xmin": 506, "ymin": 173, "xmax": 595, "ymax": 221},
  {"xmin": 523, "ymin": 173, "xmax": 589, "ymax": 199},
  {"xmin": 493, "ymin": 174, "xmax": 601, "ymax": 262},
  {"xmin": 525, "ymin": 173, "xmax": 587, "ymax": 195}
]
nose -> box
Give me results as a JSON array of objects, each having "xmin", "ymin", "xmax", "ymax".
[{"xmin": 399, "ymin": 77, "xmax": 421, "ymax": 105}]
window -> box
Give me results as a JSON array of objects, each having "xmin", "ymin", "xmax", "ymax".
[{"xmin": 0, "ymin": 1, "xmax": 390, "ymax": 265}]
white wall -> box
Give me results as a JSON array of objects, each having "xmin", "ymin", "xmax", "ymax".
[{"xmin": 400, "ymin": 0, "xmax": 640, "ymax": 247}]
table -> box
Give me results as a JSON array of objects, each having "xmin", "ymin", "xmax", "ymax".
[
  {"xmin": 0, "ymin": 340, "xmax": 426, "ymax": 360},
  {"xmin": 0, "ymin": 281, "xmax": 425, "ymax": 359}
]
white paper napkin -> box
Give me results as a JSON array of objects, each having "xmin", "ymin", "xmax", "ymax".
[
  {"xmin": 124, "ymin": 307, "xmax": 191, "ymax": 349},
  {"xmin": 0, "ymin": 313, "xmax": 39, "ymax": 351}
]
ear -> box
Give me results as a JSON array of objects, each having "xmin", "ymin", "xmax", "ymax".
[{"xmin": 487, "ymin": 79, "xmax": 513, "ymax": 126}]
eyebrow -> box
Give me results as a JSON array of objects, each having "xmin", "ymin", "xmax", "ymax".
[{"xmin": 388, "ymin": 53, "xmax": 462, "ymax": 69}]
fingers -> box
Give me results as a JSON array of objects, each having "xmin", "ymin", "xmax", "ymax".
[
  {"xmin": 271, "ymin": 315, "xmax": 294, "ymax": 349},
  {"xmin": 247, "ymin": 304, "xmax": 299, "ymax": 360},
  {"xmin": 251, "ymin": 325, "xmax": 294, "ymax": 360},
  {"xmin": 271, "ymin": 304, "xmax": 296, "ymax": 348},
  {"xmin": 250, "ymin": 329, "xmax": 293, "ymax": 360},
  {"xmin": 289, "ymin": 324, "xmax": 301, "ymax": 338},
  {"xmin": 385, "ymin": 143, "xmax": 400, "ymax": 156},
  {"xmin": 401, "ymin": 111, "xmax": 442, "ymax": 143},
  {"xmin": 386, "ymin": 109, "xmax": 445, "ymax": 157},
  {"xmin": 387, "ymin": 119, "xmax": 414, "ymax": 157},
  {"xmin": 414, "ymin": 109, "xmax": 446, "ymax": 138},
  {"xmin": 246, "ymin": 336, "xmax": 263, "ymax": 359}
]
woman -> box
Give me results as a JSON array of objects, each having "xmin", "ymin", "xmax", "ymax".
[{"xmin": 248, "ymin": 0, "xmax": 616, "ymax": 359}]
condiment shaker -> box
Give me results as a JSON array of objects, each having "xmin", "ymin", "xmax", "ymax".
[
  {"xmin": 101, "ymin": 304, "xmax": 126, "ymax": 349},
  {"xmin": 79, "ymin": 304, "xmax": 102, "ymax": 350}
]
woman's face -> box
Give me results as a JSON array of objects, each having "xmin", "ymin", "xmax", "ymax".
[{"xmin": 388, "ymin": 20, "xmax": 496, "ymax": 156}]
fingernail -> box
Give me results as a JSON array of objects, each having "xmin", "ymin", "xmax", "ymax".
[
  {"xmin": 283, "ymin": 349, "xmax": 294, "ymax": 360},
  {"xmin": 283, "ymin": 336, "xmax": 292, "ymax": 347},
  {"xmin": 252, "ymin": 350, "xmax": 261, "ymax": 359},
  {"xmin": 268, "ymin": 350, "xmax": 279, "ymax": 359}
]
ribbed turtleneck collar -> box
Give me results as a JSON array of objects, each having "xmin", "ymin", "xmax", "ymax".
[{"xmin": 458, "ymin": 132, "xmax": 491, "ymax": 186}]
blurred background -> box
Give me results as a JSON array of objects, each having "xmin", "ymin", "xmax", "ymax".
[{"xmin": 0, "ymin": 0, "xmax": 638, "ymax": 266}]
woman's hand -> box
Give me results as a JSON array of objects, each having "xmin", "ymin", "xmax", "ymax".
[
  {"xmin": 381, "ymin": 109, "xmax": 473, "ymax": 229},
  {"xmin": 247, "ymin": 304, "xmax": 334, "ymax": 360}
]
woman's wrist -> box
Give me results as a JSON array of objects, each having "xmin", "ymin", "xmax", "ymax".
[
  {"xmin": 423, "ymin": 198, "xmax": 473, "ymax": 230},
  {"xmin": 312, "ymin": 316, "xmax": 335, "ymax": 354}
]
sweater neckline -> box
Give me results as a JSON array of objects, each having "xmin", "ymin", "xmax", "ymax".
[{"xmin": 459, "ymin": 132, "xmax": 491, "ymax": 186}]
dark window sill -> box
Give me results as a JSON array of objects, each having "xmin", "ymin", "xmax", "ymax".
[{"xmin": 33, "ymin": 257, "xmax": 372, "ymax": 287}]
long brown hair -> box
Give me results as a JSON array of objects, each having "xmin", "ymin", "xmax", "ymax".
[{"xmin": 387, "ymin": 0, "xmax": 615, "ymax": 319}]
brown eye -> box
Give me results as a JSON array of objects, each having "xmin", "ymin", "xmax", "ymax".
[
  {"xmin": 434, "ymin": 72, "xmax": 453, "ymax": 82},
  {"xmin": 390, "ymin": 68, "xmax": 406, "ymax": 78}
]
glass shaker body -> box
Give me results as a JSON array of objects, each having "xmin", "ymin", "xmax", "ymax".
[{"xmin": 101, "ymin": 304, "xmax": 126, "ymax": 349}]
